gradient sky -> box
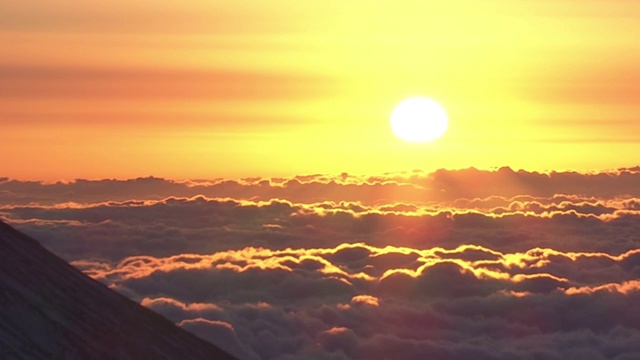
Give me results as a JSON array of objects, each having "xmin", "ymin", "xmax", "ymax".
[{"xmin": 2, "ymin": 0, "xmax": 640, "ymax": 180}]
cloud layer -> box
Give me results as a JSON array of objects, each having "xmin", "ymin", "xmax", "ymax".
[
  {"xmin": 2, "ymin": 167, "xmax": 640, "ymax": 359},
  {"xmin": 81, "ymin": 242, "xmax": 640, "ymax": 360}
]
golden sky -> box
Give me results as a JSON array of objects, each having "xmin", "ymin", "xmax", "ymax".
[{"xmin": 2, "ymin": 0, "xmax": 640, "ymax": 180}]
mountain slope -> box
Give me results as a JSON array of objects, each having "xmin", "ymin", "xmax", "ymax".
[{"xmin": 0, "ymin": 220, "xmax": 237, "ymax": 360}]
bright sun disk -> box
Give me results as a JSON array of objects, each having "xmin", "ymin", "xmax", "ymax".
[{"xmin": 390, "ymin": 97, "xmax": 448, "ymax": 142}]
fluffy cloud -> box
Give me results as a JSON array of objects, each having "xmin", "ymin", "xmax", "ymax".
[
  {"xmin": 2, "ymin": 167, "xmax": 640, "ymax": 359},
  {"xmin": 2, "ymin": 167, "xmax": 640, "ymax": 207},
  {"xmin": 68, "ymin": 241, "xmax": 640, "ymax": 359},
  {"xmin": 3, "ymin": 194, "xmax": 640, "ymax": 262},
  {"xmin": 177, "ymin": 318, "xmax": 256, "ymax": 360}
]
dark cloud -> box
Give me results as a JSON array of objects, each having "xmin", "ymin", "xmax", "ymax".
[
  {"xmin": 58, "ymin": 239, "xmax": 640, "ymax": 359},
  {"xmin": 2, "ymin": 194, "xmax": 640, "ymax": 265},
  {"xmin": 178, "ymin": 318, "xmax": 258, "ymax": 360},
  {"xmin": 2, "ymin": 167, "xmax": 640, "ymax": 207},
  {"xmin": 3, "ymin": 168, "xmax": 640, "ymax": 359}
]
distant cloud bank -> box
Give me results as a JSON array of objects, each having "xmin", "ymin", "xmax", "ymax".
[{"xmin": 2, "ymin": 167, "xmax": 640, "ymax": 359}]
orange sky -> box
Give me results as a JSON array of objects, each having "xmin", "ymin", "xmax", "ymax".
[{"xmin": 2, "ymin": 0, "xmax": 640, "ymax": 180}]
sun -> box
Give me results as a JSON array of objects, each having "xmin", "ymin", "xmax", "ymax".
[{"xmin": 390, "ymin": 97, "xmax": 448, "ymax": 142}]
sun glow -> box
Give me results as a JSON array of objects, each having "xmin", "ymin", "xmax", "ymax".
[{"xmin": 390, "ymin": 97, "xmax": 448, "ymax": 143}]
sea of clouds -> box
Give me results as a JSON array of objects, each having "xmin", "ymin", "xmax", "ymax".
[{"xmin": 2, "ymin": 167, "xmax": 640, "ymax": 359}]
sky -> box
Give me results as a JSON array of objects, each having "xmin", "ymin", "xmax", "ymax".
[
  {"xmin": 3, "ymin": 2, "xmax": 640, "ymax": 360},
  {"xmin": 2, "ymin": 0, "xmax": 640, "ymax": 180}
]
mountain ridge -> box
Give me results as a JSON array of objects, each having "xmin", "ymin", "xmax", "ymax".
[{"xmin": 0, "ymin": 220, "xmax": 238, "ymax": 359}]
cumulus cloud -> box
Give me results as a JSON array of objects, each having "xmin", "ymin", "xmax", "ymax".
[
  {"xmin": 177, "ymin": 318, "xmax": 257, "ymax": 360},
  {"xmin": 64, "ymin": 241, "xmax": 640, "ymax": 359},
  {"xmin": 3, "ymin": 193, "xmax": 640, "ymax": 262},
  {"xmin": 2, "ymin": 167, "xmax": 640, "ymax": 207},
  {"xmin": 3, "ymin": 167, "xmax": 640, "ymax": 359}
]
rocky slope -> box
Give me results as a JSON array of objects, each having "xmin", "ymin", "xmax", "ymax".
[{"xmin": 0, "ymin": 220, "xmax": 237, "ymax": 359}]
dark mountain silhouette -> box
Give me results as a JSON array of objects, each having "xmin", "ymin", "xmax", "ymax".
[{"xmin": 0, "ymin": 220, "xmax": 238, "ymax": 360}]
